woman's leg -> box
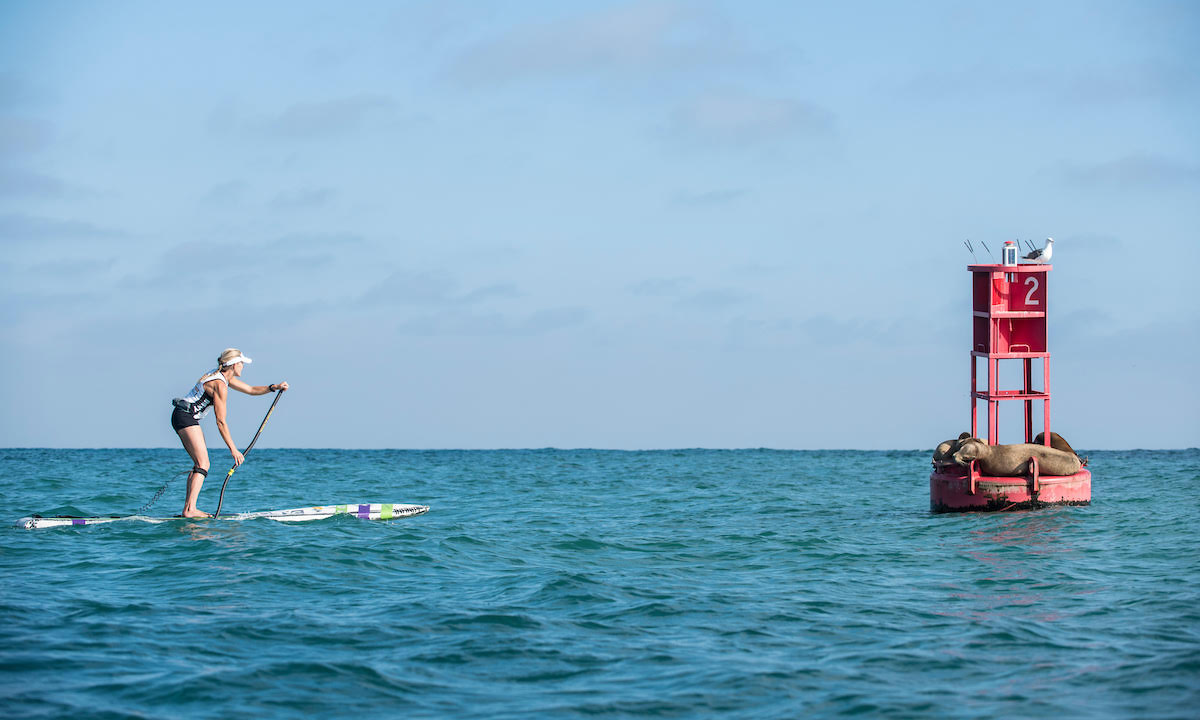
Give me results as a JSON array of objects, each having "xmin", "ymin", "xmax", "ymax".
[{"xmin": 177, "ymin": 426, "xmax": 212, "ymax": 517}]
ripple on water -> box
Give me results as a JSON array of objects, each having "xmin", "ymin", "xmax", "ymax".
[{"xmin": 2, "ymin": 449, "xmax": 1198, "ymax": 719}]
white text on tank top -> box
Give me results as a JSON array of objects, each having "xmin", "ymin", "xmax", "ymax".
[{"xmin": 182, "ymin": 370, "xmax": 228, "ymax": 419}]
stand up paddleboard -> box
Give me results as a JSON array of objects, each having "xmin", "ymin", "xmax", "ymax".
[
  {"xmin": 17, "ymin": 503, "xmax": 429, "ymax": 530},
  {"xmin": 18, "ymin": 392, "xmax": 431, "ymax": 530}
]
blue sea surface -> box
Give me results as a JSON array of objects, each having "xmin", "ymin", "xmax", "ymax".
[{"xmin": 1, "ymin": 448, "xmax": 1197, "ymax": 719}]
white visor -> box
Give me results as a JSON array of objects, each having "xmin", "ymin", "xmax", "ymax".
[{"xmin": 221, "ymin": 354, "xmax": 253, "ymax": 367}]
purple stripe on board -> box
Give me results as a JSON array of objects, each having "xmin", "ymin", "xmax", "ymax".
[
  {"xmin": 73, "ymin": 519, "xmax": 86, "ymax": 525},
  {"xmin": 357, "ymin": 504, "xmax": 370, "ymax": 518}
]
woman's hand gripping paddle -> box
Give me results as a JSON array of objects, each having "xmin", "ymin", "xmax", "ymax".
[{"xmin": 214, "ymin": 389, "xmax": 284, "ymax": 518}]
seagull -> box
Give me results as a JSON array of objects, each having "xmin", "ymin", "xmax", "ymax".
[{"xmin": 1023, "ymin": 237, "xmax": 1053, "ymax": 263}]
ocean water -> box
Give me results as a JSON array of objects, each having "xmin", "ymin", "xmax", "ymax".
[{"xmin": 1, "ymin": 448, "xmax": 1197, "ymax": 719}]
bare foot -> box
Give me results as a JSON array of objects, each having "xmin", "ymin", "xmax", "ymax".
[{"xmin": 182, "ymin": 509, "xmax": 213, "ymax": 518}]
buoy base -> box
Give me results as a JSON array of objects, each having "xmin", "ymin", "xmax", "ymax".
[{"xmin": 930, "ymin": 464, "xmax": 1091, "ymax": 513}]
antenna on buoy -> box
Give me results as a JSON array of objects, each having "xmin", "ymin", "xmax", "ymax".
[
  {"xmin": 964, "ymin": 239, "xmax": 979, "ymax": 263},
  {"xmin": 979, "ymin": 240, "xmax": 995, "ymax": 262},
  {"xmin": 1024, "ymin": 239, "xmax": 1037, "ymax": 253}
]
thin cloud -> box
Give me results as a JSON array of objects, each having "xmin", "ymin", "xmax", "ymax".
[
  {"xmin": 666, "ymin": 92, "xmax": 834, "ymax": 146},
  {"xmin": 445, "ymin": 2, "xmax": 742, "ymax": 86},
  {"xmin": 267, "ymin": 232, "xmax": 367, "ymax": 252},
  {"xmin": 262, "ymin": 95, "xmax": 394, "ymax": 139},
  {"xmin": 784, "ymin": 314, "xmax": 921, "ymax": 348},
  {"xmin": 124, "ymin": 298, "xmax": 334, "ymax": 338},
  {"xmin": 202, "ymin": 183, "xmax": 343, "ymax": 212},
  {"xmin": 728, "ymin": 263, "xmax": 785, "ymax": 279},
  {"xmin": 629, "ymin": 276, "xmax": 691, "ymax": 296},
  {"xmin": 395, "ymin": 310, "xmax": 506, "ymax": 336},
  {"xmin": 201, "ymin": 180, "xmax": 248, "ymax": 207},
  {"xmin": 1059, "ymin": 154, "xmax": 1200, "ymax": 189},
  {"xmin": 0, "ymin": 115, "xmax": 54, "ymax": 155},
  {"xmin": 675, "ymin": 288, "xmax": 751, "ymax": 310},
  {"xmin": 0, "ymin": 73, "xmax": 41, "ymax": 107},
  {"xmin": 0, "ymin": 289, "xmax": 106, "ymax": 318},
  {"xmin": 395, "ymin": 306, "xmax": 589, "ymax": 336},
  {"xmin": 361, "ymin": 271, "xmax": 520, "ymax": 308},
  {"xmin": 633, "ymin": 277, "xmax": 753, "ymax": 309},
  {"xmin": 270, "ymin": 187, "xmax": 337, "ymax": 210},
  {"xmin": 0, "ymin": 167, "xmax": 67, "ymax": 198},
  {"xmin": 27, "ymin": 257, "xmax": 116, "ymax": 275},
  {"xmin": 1056, "ymin": 64, "xmax": 1200, "ymax": 105},
  {"xmin": 904, "ymin": 65, "xmax": 1048, "ymax": 102},
  {"xmin": 143, "ymin": 236, "xmax": 351, "ymax": 288},
  {"xmin": 303, "ymin": 44, "xmax": 356, "ymax": 72},
  {"xmin": 208, "ymin": 95, "xmax": 397, "ymax": 140},
  {"xmin": 629, "ymin": 277, "xmax": 753, "ymax": 311},
  {"xmin": 0, "ymin": 213, "xmax": 124, "ymax": 242},
  {"xmin": 361, "ymin": 269, "xmax": 457, "ymax": 305},
  {"xmin": 671, "ymin": 188, "xmax": 746, "ymax": 207},
  {"xmin": 520, "ymin": 306, "xmax": 590, "ymax": 333},
  {"xmin": 459, "ymin": 283, "xmax": 520, "ymax": 304},
  {"xmin": 905, "ymin": 63, "xmax": 1200, "ymax": 106}
]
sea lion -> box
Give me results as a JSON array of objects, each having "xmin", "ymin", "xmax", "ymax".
[
  {"xmin": 933, "ymin": 432, "xmax": 974, "ymax": 464},
  {"xmin": 952, "ymin": 438, "xmax": 1082, "ymax": 477},
  {"xmin": 1033, "ymin": 431, "xmax": 1078, "ymax": 458}
]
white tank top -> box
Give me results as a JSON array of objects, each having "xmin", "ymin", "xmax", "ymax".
[{"xmin": 180, "ymin": 370, "xmax": 228, "ymax": 418}]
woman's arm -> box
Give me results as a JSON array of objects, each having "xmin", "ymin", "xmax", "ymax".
[
  {"xmin": 229, "ymin": 377, "xmax": 288, "ymax": 395},
  {"xmin": 210, "ymin": 380, "xmax": 245, "ymax": 467}
]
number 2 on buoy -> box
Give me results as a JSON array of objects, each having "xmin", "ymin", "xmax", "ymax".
[{"xmin": 1024, "ymin": 276, "xmax": 1040, "ymax": 306}]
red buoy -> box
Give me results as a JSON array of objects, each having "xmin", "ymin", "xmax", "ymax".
[{"xmin": 930, "ymin": 261, "xmax": 1092, "ymax": 512}]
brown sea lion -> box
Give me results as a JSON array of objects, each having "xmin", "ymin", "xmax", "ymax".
[
  {"xmin": 1033, "ymin": 431, "xmax": 1078, "ymax": 458},
  {"xmin": 952, "ymin": 438, "xmax": 1082, "ymax": 477},
  {"xmin": 933, "ymin": 432, "xmax": 975, "ymax": 464}
]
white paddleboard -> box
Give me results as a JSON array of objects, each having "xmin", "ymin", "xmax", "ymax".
[{"xmin": 17, "ymin": 503, "xmax": 429, "ymax": 530}]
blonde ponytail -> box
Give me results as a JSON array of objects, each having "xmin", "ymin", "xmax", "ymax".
[
  {"xmin": 196, "ymin": 348, "xmax": 244, "ymax": 384},
  {"xmin": 217, "ymin": 348, "xmax": 243, "ymax": 368}
]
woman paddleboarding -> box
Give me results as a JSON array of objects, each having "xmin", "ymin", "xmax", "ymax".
[{"xmin": 170, "ymin": 349, "xmax": 288, "ymax": 517}]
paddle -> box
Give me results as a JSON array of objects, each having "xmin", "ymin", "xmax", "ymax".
[{"xmin": 213, "ymin": 389, "xmax": 284, "ymax": 518}]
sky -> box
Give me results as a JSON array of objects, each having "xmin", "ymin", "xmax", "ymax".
[{"xmin": 1, "ymin": 1, "xmax": 1197, "ymax": 450}]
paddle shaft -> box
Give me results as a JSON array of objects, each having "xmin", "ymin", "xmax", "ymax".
[{"xmin": 213, "ymin": 390, "xmax": 283, "ymax": 518}]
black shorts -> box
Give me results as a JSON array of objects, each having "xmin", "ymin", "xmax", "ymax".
[{"xmin": 171, "ymin": 407, "xmax": 200, "ymax": 432}]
